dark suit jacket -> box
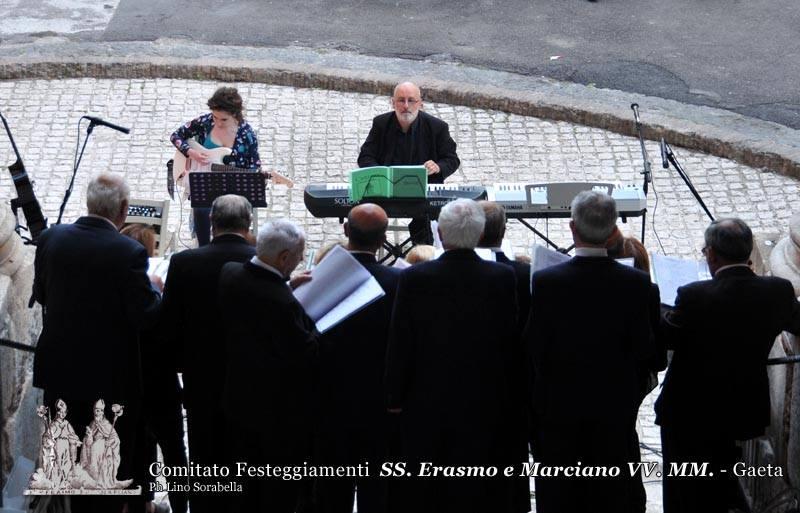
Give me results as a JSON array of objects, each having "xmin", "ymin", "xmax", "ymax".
[
  {"xmin": 495, "ymin": 250, "xmax": 532, "ymax": 335},
  {"xmin": 655, "ymin": 265, "xmax": 800, "ymax": 440},
  {"xmin": 525, "ymin": 256, "xmax": 660, "ymax": 423},
  {"xmin": 357, "ymin": 110, "xmax": 460, "ymax": 183},
  {"xmin": 318, "ymin": 252, "xmax": 401, "ymax": 430},
  {"xmin": 32, "ymin": 216, "xmax": 160, "ymax": 401},
  {"xmin": 218, "ymin": 261, "xmax": 319, "ymax": 431},
  {"xmin": 386, "ymin": 249, "xmax": 519, "ymax": 429},
  {"xmin": 158, "ymin": 233, "xmax": 255, "ymax": 408}
]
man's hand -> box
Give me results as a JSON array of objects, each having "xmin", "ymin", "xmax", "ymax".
[
  {"xmin": 187, "ymin": 148, "xmax": 210, "ymax": 165},
  {"xmin": 423, "ymin": 160, "xmax": 440, "ymax": 176},
  {"xmin": 289, "ymin": 271, "xmax": 312, "ymax": 290}
]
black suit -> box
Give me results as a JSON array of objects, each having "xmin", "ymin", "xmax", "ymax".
[
  {"xmin": 33, "ymin": 216, "xmax": 160, "ymax": 511},
  {"xmin": 524, "ymin": 256, "xmax": 660, "ymax": 513},
  {"xmin": 316, "ymin": 252, "xmax": 401, "ymax": 513},
  {"xmin": 358, "ymin": 111, "xmax": 461, "ymax": 244},
  {"xmin": 218, "ymin": 260, "xmax": 319, "ymax": 513},
  {"xmin": 385, "ymin": 249, "xmax": 528, "ymax": 513},
  {"xmin": 494, "ymin": 250, "xmax": 532, "ymax": 335},
  {"xmin": 358, "ymin": 110, "xmax": 460, "ymax": 184},
  {"xmin": 158, "ymin": 233, "xmax": 255, "ymax": 512},
  {"xmin": 655, "ymin": 265, "xmax": 800, "ymax": 513}
]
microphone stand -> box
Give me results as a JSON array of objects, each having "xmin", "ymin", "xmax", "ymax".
[
  {"xmin": 630, "ymin": 103, "xmax": 651, "ymax": 242},
  {"xmin": 663, "ymin": 141, "xmax": 715, "ymax": 221},
  {"xmin": 57, "ymin": 117, "xmax": 97, "ymax": 225}
]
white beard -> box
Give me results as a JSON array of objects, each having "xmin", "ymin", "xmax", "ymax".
[{"xmin": 398, "ymin": 110, "xmax": 418, "ymax": 124}]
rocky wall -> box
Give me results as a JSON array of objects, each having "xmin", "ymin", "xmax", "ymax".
[
  {"xmin": 0, "ymin": 203, "xmax": 42, "ymax": 497},
  {"xmin": 745, "ymin": 217, "xmax": 800, "ymax": 511}
]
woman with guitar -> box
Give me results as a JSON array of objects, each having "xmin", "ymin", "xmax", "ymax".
[{"xmin": 170, "ymin": 87, "xmax": 261, "ymax": 246}]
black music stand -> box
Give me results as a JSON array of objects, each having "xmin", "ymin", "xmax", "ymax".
[
  {"xmin": 189, "ymin": 171, "xmax": 267, "ymax": 208},
  {"xmin": 189, "ymin": 171, "xmax": 267, "ymax": 236}
]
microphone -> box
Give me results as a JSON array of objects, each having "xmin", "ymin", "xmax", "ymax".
[
  {"xmin": 83, "ymin": 116, "xmax": 130, "ymax": 134},
  {"xmin": 660, "ymin": 138, "xmax": 669, "ymax": 168},
  {"xmin": 630, "ymin": 103, "xmax": 641, "ymax": 124}
]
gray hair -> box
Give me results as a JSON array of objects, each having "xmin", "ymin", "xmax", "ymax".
[
  {"xmin": 393, "ymin": 81, "xmax": 421, "ymax": 98},
  {"xmin": 86, "ymin": 173, "xmax": 129, "ymax": 220},
  {"xmin": 571, "ymin": 190, "xmax": 618, "ymax": 245},
  {"xmin": 211, "ymin": 194, "xmax": 252, "ymax": 233},
  {"xmin": 704, "ymin": 218, "xmax": 752, "ymax": 262},
  {"xmin": 438, "ymin": 199, "xmax": 486, "ymax": 249},
  {"xmin": 256, "ymin": 219, "xmax": 305, "ymax": 261}
]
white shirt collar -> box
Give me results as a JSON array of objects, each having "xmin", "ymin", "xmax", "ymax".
[
  {"xmin": 250, "ymin": 256, "xmax": 285, "ymax": 279},
  {"xmin": 574, "ymin": 247, "xmax": 608, "ymax": 257}
]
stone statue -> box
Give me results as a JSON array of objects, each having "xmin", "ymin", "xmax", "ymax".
[
  {"xmin": 80, "ymin": 399, "xmax": 128, "ymax": 489},
  {"xmin": 770, "ymin": 212, "xmax": 800, "ymax": 295}
]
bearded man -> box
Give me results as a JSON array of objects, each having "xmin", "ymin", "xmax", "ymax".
[{"xmin": 357, "ymin": 81, "xmax": 460, "ymax": 244}]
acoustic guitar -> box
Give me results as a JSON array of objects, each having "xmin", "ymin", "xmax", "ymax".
[{"xmin": 173, "ymin": 139, "xmax": 294, "ymax": 194}]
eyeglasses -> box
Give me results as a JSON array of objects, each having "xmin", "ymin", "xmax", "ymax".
[{"xmin": 393, "ymin": 98, "xmax": 420, "ymax": 106}]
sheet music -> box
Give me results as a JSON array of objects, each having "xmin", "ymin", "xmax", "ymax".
[
  {"xmin": 293, "ymin": 245, "xmax": 385, "ymax": 330},
  {"xmin": 315, "ymin": 277, "xmax": 385, "ymax": 334},
  {"xmin": 651, "ymin": 253, "xmax": 710, "ymax": 307},
  {"xmin": 531, "ymin": 244, "xmax": 571, "ymax": 273},
  {"xmin": 147, "ymin": 257, "xmax": 170, "ymax": 283}
]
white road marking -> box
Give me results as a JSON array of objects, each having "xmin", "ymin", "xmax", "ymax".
[{"xmin": 0, "ymin": 0, "xmax": 120, "ymax": 35}]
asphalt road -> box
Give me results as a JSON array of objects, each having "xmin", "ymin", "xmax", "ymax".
[{"xmin": 9, "ymin": 0, "xmax": 800, "ymax": 129}]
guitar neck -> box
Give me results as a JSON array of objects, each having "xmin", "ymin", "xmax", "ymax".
[{"xmin": 209, "ymin": 163, "xmax": 257, "ymax": 173}]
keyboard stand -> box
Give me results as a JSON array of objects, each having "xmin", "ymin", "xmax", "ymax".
[{"xmin": 515, "ymin": 218, "xmax": 563, "ymax": 252}]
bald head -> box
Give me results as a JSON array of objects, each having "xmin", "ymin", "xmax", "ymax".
[
  {"xmin": 345, "ymin": 203, "xmax": 389, "ymax": 253},
  {"xmin": 393, "ymin": 81, "xmax": 421, "ymax": 98}
]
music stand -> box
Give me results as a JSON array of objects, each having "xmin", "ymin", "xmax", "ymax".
[{"xmin": 189, "ymin": 171, "xmax": 267, "ymax": 233}]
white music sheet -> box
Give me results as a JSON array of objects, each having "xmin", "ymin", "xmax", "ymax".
[
  {"xmin": 315, "ymin": 277, "xmax": 385, "ymax": 333},
  {"xmin": 293, "ymin": 245, "xmax": 386, "ymax": 333},
  {"xmin": 147, "ymin": 257, "xmax": 170, "ymax": 283},
  {"xmin": 531, "ymin": 244, "xmax": 571, "ymax": 273},
  {"xmin": 650, "ymin": 253, "xmax": 711, "ymax": 307}
]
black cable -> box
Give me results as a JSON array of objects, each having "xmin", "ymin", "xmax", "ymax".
[
  {"xmin": 639, "ymin": 441, "xmax": 663, "ymax": 458},
  {"xmin": 767, "ymin": 354, "xmax": 800, "ymax": 365},
  {"xmin": 0, "ymin": 338, "xmax": 35, "ymax": 352}
]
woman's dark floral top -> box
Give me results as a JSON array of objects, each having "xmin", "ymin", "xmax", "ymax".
[{"xmin": 170, "ymin": 113, "xmax": 261, "ymax": 169}]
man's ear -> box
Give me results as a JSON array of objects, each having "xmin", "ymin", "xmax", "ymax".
[
  {"xmin": 344, "ymin": 221, "xmax": 350, "ymax": 238},
  {"xmin": 569, "ymin": 220, "xmax": 582, "ymax": 245},
  {"xmin": 117, "ymin": 200, "xmax": 129, "ymax": 228}
]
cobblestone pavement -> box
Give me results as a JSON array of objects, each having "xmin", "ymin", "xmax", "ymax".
[{"xmin": 2, "ymin": 78, "xmax": 799, "ymax": 512}]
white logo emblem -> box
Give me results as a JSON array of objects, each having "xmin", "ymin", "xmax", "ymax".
[{"xmin": 25, "ymin": 399, "xmax": 141, "ymax": 496}]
